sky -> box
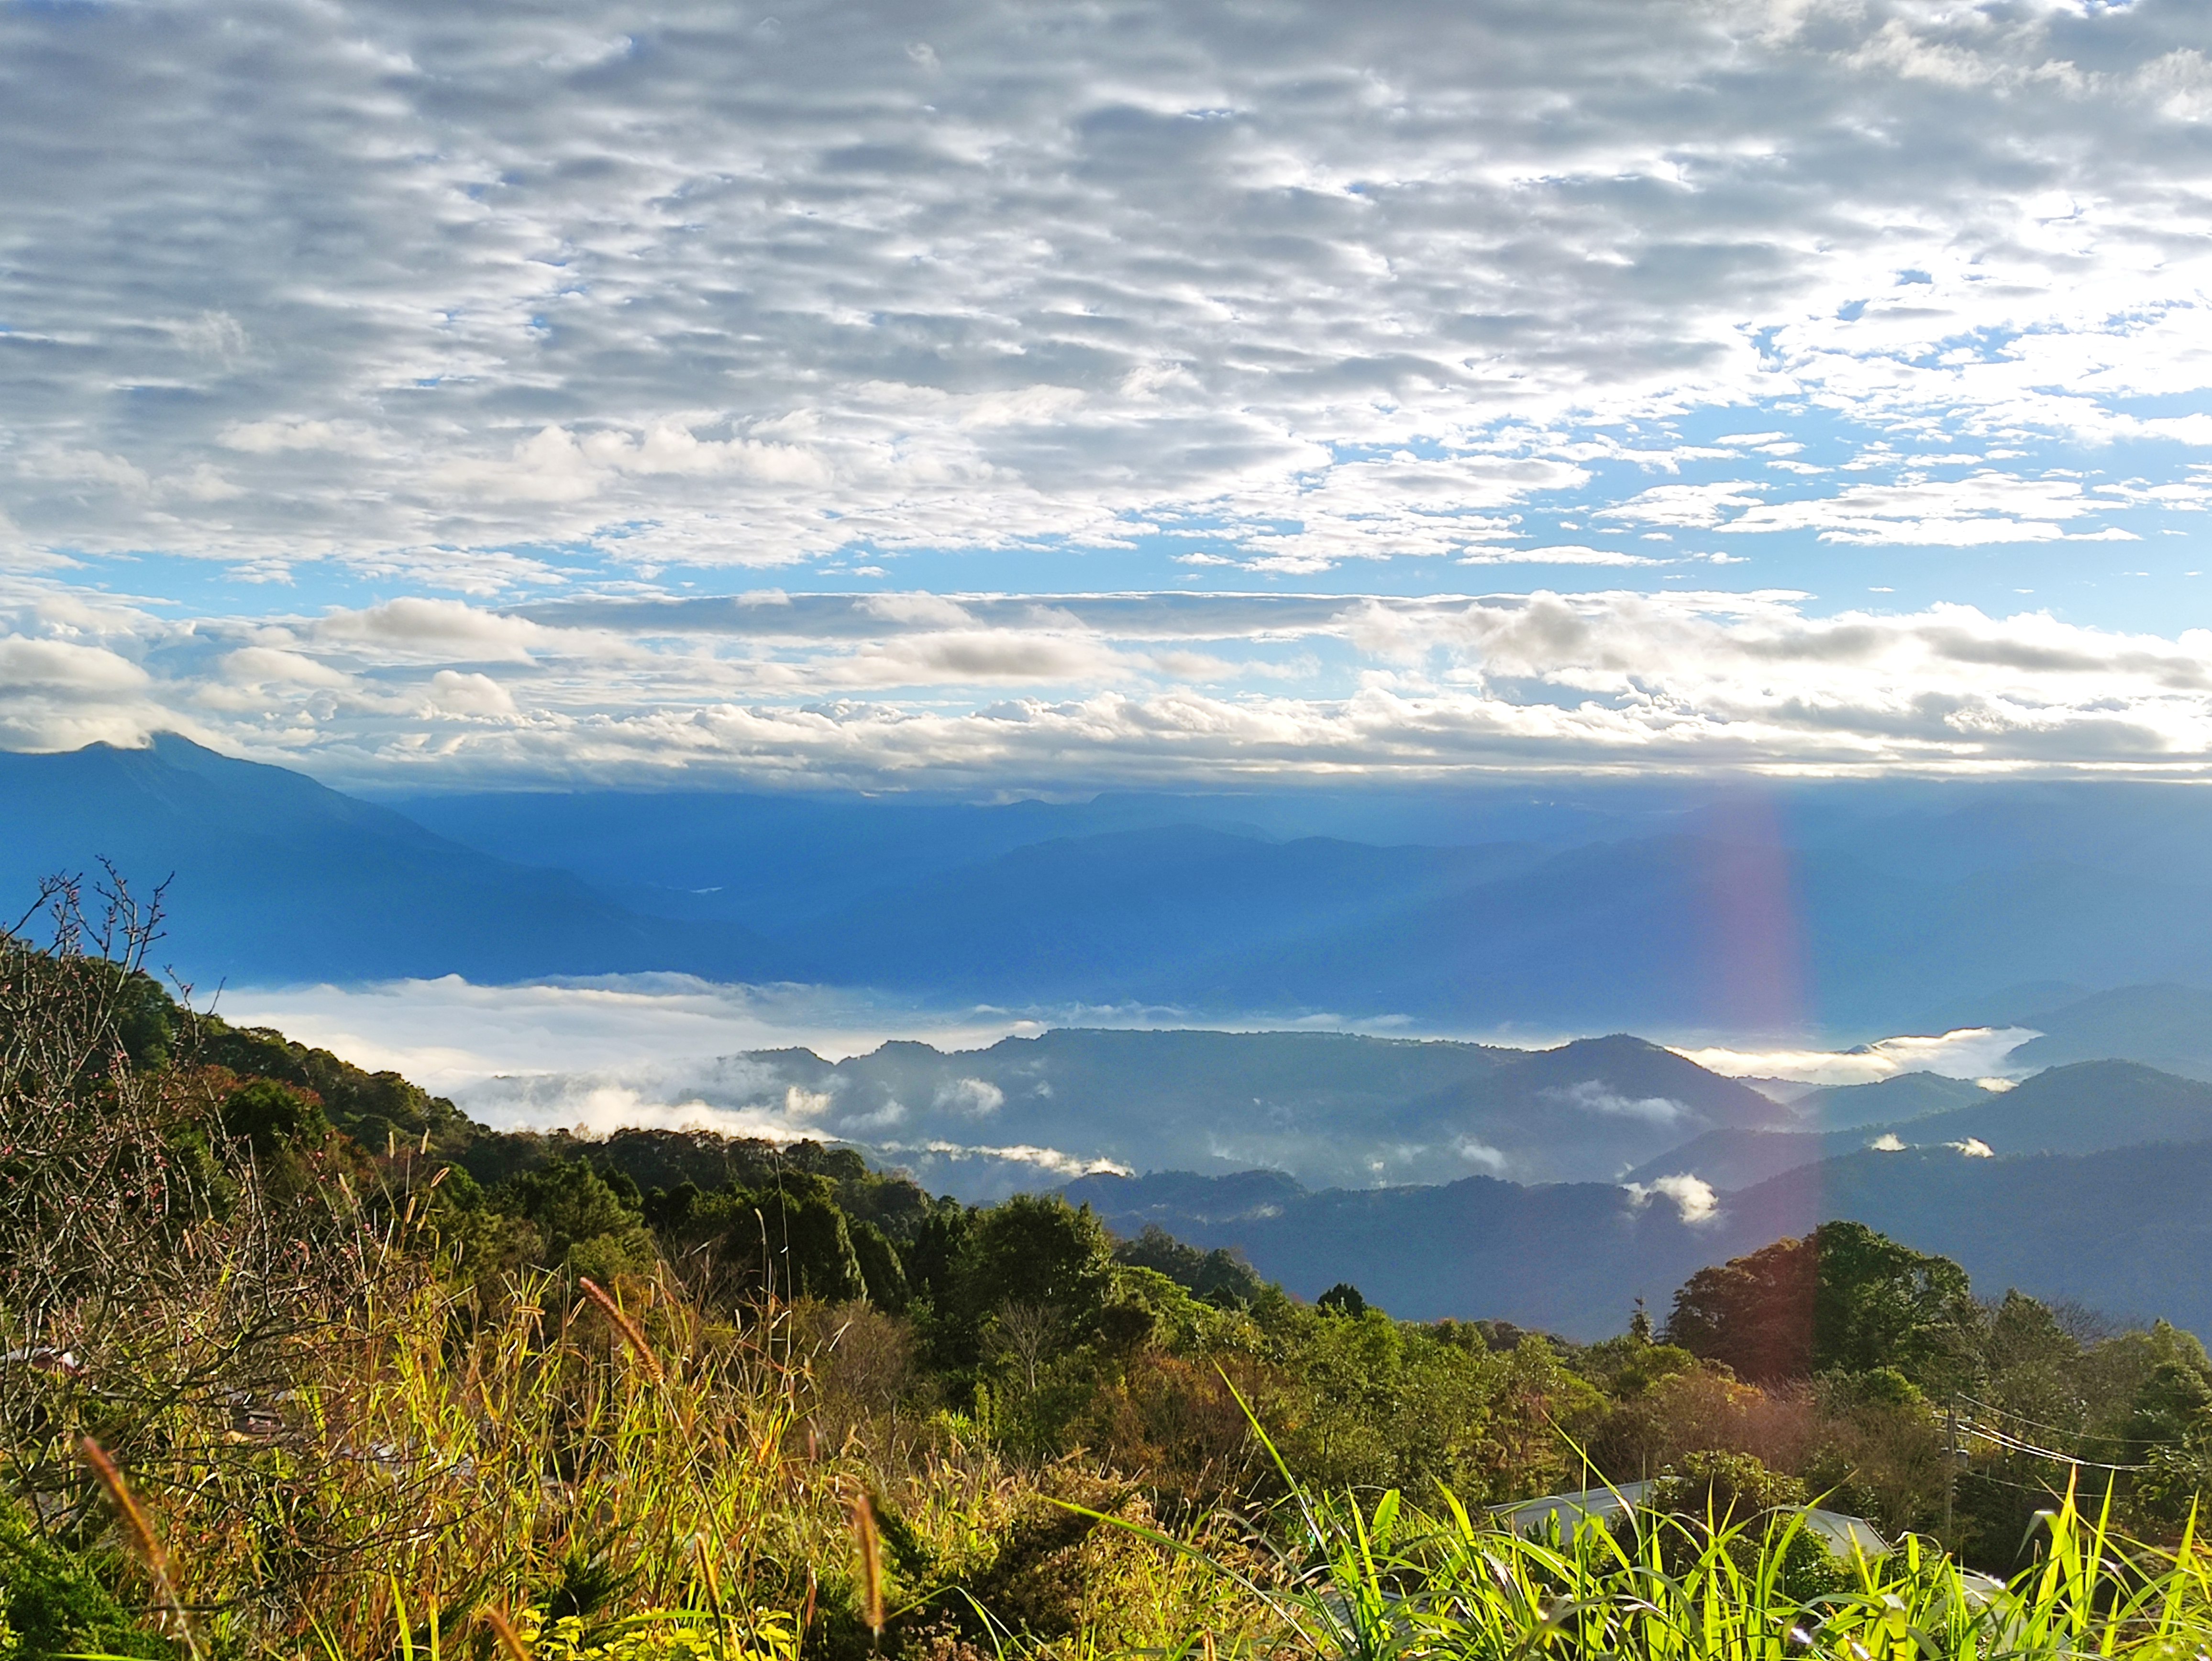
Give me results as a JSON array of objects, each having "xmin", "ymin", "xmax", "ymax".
[{"xmin": 7, "ymin": 0, "xmax": 2212, "ymax": 791}]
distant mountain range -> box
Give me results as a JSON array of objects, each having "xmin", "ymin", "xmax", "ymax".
[
  {"xmin": 2002, "ymin": 985, "xmax": 2212, "ymax": 1080},
  {"xmin": 13, "ymin": 735, "xmax": 2212, "ymax": 1342},
  {"xmin": 0, "ymin": 736, "xmax": 783, "ymax": 986},
  {"xmin": 1623, "ymin": 1061, "xmax": 2212, "ymax": 1191},
  {"xmin": 401, "ymin": 771, "xmax": 2212, "ymax": 1035},
  {"xmin": 1067, "ymin": 1129, "xmax": 2212, "ymax": 1342},
  {"xmin": 1046, "ymin": 1047, "xmax": 2212, "ymax": 1340},
  {"xmin": 465, "ymin": 1027, "xmax": 1793, "ymax": 1193},
  {"xmin": 1789, "ymin": 1072, "xmax": 1994, "ymax": 1128},
  {"xmin": 12, "ymin": 736, "xmax": 2212, "ymax": 1057}
]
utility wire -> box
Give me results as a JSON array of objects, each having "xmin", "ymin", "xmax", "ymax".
[
  {"xmin": 1972, "ymin": 1468, "xmax": 2128, "ymax": 1500},
  {"xmin": 1954, "ymin": 1394, "xmax": 2131, "ymax": 1449},
  {"xmin": 1960, "ymin": 1418, "xmax": 2148, "ymax": 1473},
  {"xmin": 1959, "ymin": 1465, "xmax": 2098, "ymax": 1497}
]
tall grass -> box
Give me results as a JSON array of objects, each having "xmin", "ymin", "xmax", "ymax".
[
  {"xmin": 1253, "ymin": 1482, "xmax": 2212, "ymax": 1661},
  {"xmin": 59, "ymin": 1263, "xmax": 2212, "ymax": 1660},
  {"xmin": 1078, "ymin": 1401, "xmax": 2212, "ymax": 1661},
  {"xmin": 41, "ymin": 1225, "xmax": 2212, "ymax": 1661},
  {"xmin": 59, "ymin": 1263, "xmax": 1034, "ymax": 1659},
  {"xmin": 26, "ymin": 1184, "xmax": 2212, "ymax": 1661}
]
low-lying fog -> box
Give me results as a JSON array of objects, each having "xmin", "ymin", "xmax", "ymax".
[{"xmin": 220, "ymin": 976, "xmax": 2038, "ymax": 1201}]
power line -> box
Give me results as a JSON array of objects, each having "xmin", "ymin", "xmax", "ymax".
[
  {"xmin": 1954, "ymin": 1394, "xmax": 2130, "ymax": 1450},
  {"xmin": 1959, "ymin": 1465, "xmax": 2104, "ymax": 1498},
  {"xmin": 1960, "ymin": 1418, "xmax": 2148, "ymax": 1473}
]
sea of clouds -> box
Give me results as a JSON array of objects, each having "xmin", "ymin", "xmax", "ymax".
[{"xmin": 220, "ymin": 975, "xmax": 2042, "ymax": 1196}]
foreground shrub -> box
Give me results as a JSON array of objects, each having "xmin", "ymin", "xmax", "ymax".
[{"xmin": 0, "ymin": 1499, "xmax": 171, "ymax": 1660}]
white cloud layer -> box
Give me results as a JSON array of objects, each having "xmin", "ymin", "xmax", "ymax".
[
  {"xmin": 1547, "ymin": 1080, "xmax": 1690, "ymax": 1125},
  {"xmin": 9, "ymin": 583, "xmax": 2212, "ymax": 786},
  {"xmin": 1676, "ymin": 1024, "xmax": 2041, "ymax": 1087},
  {"xmin": 214, "ymin": 976, "xmax": 2056, "ymax": 1200},
  {"xmin": 217, "ymin": 974, "xmax": 1051, "ymax": 1088},
  {"xmin": 1622, "ymin": 1173, "xmax": 1721, "ymax": 1225},
  {"xmin": 1, "ymin": 0, "xmax": 2210, "ymax": 578}
]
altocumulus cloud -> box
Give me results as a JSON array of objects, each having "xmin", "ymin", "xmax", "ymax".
[
  {"xmin": 1, "ymin": 0, "xmax": 2211, "ymax": 578},
  {"xmin": 4, "ymin": 583, "xmax": 2212, "ymax": 786},
  {"xmin": 7, "ymin": 0, "xmax": 2212, "ymax": 790}
]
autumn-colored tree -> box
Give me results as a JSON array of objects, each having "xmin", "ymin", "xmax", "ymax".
[{"xmin": 1665, "ymin": 1221, "xmax": 1978, "ymax": 1390}]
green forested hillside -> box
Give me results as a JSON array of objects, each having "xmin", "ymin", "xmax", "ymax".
[{"xmin": 6, "ymin": 908, "xmax": 2212, "ymax": 1659}]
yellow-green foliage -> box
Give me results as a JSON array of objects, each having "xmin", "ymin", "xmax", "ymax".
[
  {"xmin": 516, "ymin": 1606, "xmax": 796, "ymax": 1661},
  {"xmin": 38, "ymin": 1256, "xmax": 1244, "ymax": 1660},
  {"xmin": 29, "ymin": 1239, "xmax": 2212, "ymax": 1661},
  {"xmin": 1087, "ymin": 1455, "xmax": 2212, "ymax": 1661},
  {"xmin": 131, "ymin": 1269, "xmax": 888, "ymax": 1655}
]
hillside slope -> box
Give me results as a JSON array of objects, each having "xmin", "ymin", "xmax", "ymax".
[
  {"xmin": 1792, "ymin": 1071, "xmax": 1993, "ymax": 1129},
  {"xmin": 1067, "ymin": 1136, "xmax": 2212, "ymax": 1340},
  {"xmin": 0, "ymin": 736, "xmax": 783, "ymax": 985},
  {"xmin": 2006, "ymin": 985, "xmax": 2212, "ymax": 1080},
  {"xmin": 1397, "ymin": 1033, "xmax": 1792, "ymax": 1183},
  {"xmin": 1626, "ymin": 1060, "xmax": 2212, "ymax": 1189},
  {"xmin": 1849, "ymin": 1060, "xmax": 2212, "ymax": 1157}
]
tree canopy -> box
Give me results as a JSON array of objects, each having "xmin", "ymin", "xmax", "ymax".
[{"xmin": 1664, "ymin": 1220, "xmax": 1979, "ymax": 1389}]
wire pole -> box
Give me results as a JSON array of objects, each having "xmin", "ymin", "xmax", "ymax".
[{"xmin": 1944, "ymin": 1397, "xmax": 1958, "ymax": 1550}]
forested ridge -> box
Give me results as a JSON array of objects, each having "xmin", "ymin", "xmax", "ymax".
[{"xmin": 4, "ymin": 888, "xmax": 2211, "ymax": 1660}]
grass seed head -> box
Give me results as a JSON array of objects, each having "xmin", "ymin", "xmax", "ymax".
[
  {"xmin": 579, "ymin": 1274, "xmax": 665, "ymax": 1384},
  {"xmin": 81, "ymin": 1435, "xmax": 199, "ymax": 1657},
  {"xmin": 81, "ymin": 1436, "xmax": 168, "ymax": 1584},
  {"xmin": 482, "ymin": 1604, "xmax": 531, "ymax": 1661},
  {"xmin": 850, "ymin": 1488, "xmax": 885, "ymax": 1638}
]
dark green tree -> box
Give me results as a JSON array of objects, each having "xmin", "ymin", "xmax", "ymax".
[
  {"xmin": 2127, "ymin": 1358, "xmax": 2212, "ymax": 1459},
  {"xmin": 218, "ymin": 1078, "xmax": 328, "ymax": 1159},
  {"xmin": 1976, "ymin": 1289, "xmax": 2086, "ymax": 1436},
  {"xmin": 1114, "ymin": 1224, "xmax": 1265, "ymax": 1305},
  {"xmin": 1316, "ymin": 1283, "xmax": 1368, "ymax": 1318},
  {"xmin": 1665, "ymin": 1222, "xmax": 1978, "ymax": 1389},
  {"xmin": 901, "ymin": 1200, "xmax": 975, "ymax": 1307},
  {"xmin": 1654, "ymin": 1449, "xmax": 1807, "ymax": 1520},
  {"xmin": 495, "ymin": 1159, "xmax": 658, "ymax": 1282},
  {"xmin": 963, "ymin": 1194, "xmax": 1113, "ymax": 1322},
  {"xmin": 1665, "ymin": 1236, "xmax": 1815, "ymax": 1382},
  {"xmin": 704, "ymin": 1172, "xmax": 867, "ymax": 1305},
  {"xmin": 850, "ymin": 1217, "xmax": 910, "ymax": 1312}
]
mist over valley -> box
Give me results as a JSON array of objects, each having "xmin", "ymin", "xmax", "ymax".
[{"xmin": 12, "ymin": 735, "xmax": 2212, "ymax": 1340}]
